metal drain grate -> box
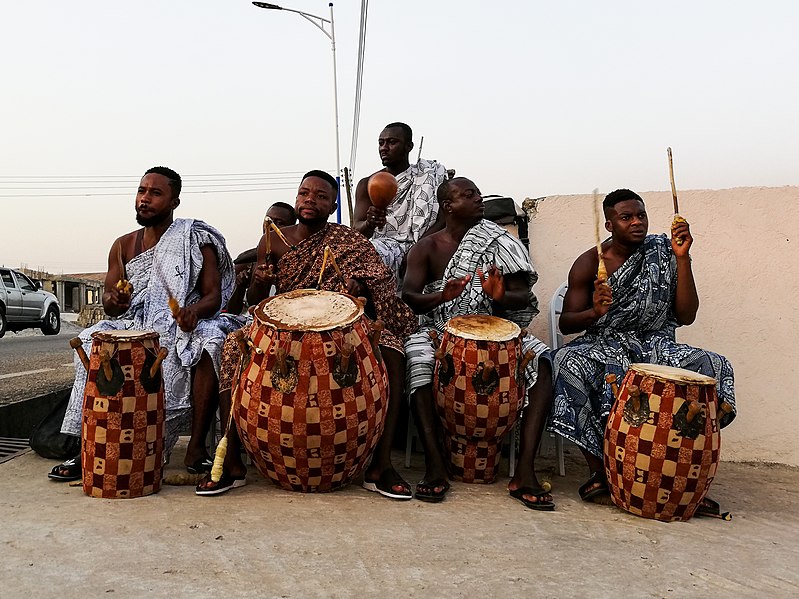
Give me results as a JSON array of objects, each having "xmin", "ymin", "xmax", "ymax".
[{"xmin": 0, "ymin": 437, "xmax": 31, "ymax": 464}]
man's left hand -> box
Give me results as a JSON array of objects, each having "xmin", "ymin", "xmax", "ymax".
[
  {"xmin": 671, "ymin": 217, "xmax": 693, "ymax": 257},
  {"xmin": 176, "ymin": 305, "xmax": 200, "ymax": 332},
  {"xmin": 346, "ymin": 278, "xmax": 365, "ymax": 298},
  {"xmin": 477, "ymin": 264, "xmax": 505, "ymax": 301}
]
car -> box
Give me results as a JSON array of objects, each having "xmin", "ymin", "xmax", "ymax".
[{"xmin": 0, "ymin": 267, "xmax": 61, "ymax": 337}]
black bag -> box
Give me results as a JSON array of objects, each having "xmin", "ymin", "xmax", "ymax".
[{"xmin": 29, "ymin": 390, "xmax": 80, "ymax": 459}]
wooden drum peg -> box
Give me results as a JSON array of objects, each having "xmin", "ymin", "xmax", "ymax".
[
  {"xmin": 605, "ymin": 373, "xmax": 619, "ymax": 401},
  {"xmin": 686, "ymin": 399, "xmax": 702, "ymax": 423},
  {"xmin": 435, "ymin": 345, "xmax": 449, "ymax": 376},
  {"xmin": 428, "ymin": 330, "xmax": 440, "ymax": 349},
  {"xmin": 519, "ymin": 350, "xmax": 536, "ymax": 373},
  {"xmin": 69, "ymin": 337, "xmax": 90, "ymax": 371},
  {"xmin": 370, "ymin": 320, "xmax": 384, "ymax": 352},
  {"xmin": 481, "ymin": 360, "xmax": 495, "ymax": 382},
  {"xmin": 719, "ymin": 401, "xmax": 733, "ymax": 416},
  {"xmin": 274, "ymin": 347, "xmax": 288, "ymax": 376},
  {"xmin": 340, "ymin": 342, "xmax": 355, "ymax": 372},
  {"xmin": 149, "ymin": 347, "xmax": 169, "ymax": 378},
  {"xmin": 99, "ymin": 350, "xmax": 114, "ymax": 381},
  {"xmin": 233, "ymin": 329, "xmax": 249, "ymax": 355},
  {"xmin": 628, "ymin": 385, "xmax": 641, "ymax": 412}
]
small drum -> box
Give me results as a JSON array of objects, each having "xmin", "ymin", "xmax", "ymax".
[
  {"xmin": 233, "ymin": 289, "xmax": 388, "ymax": 492},
  {"xmin": 604, "ymin": 363, "xmax": 721, "ymax": 522},
  {"xmin": 433, "ymin": 315, "xmax": 526, "ymax": 483},
  {"xmin": 81, "ymin": 330, "xmax": 166, "ymax": 499}
]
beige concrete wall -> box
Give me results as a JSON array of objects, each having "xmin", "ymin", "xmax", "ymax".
[{"xmin": 526, "ymin": 186, "xmax": 799, "ymax": 466}]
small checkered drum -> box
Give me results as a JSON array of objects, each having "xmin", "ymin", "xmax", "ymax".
[
  {"xmin": 233, "ymin": 289, "xmax": 388, "ymax": 492},
  {"xmin": 433, "ymin": 315, "xmax": 525, "ymax": 483},
  {"xmin": 604, "ymin": 363, "xmax": 721, "ymax": 522},
  {"xmin": 81, "ymin": 330, "xmax": 165, "ymax": 499}
]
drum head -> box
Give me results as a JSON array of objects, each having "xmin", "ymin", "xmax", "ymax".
[
  {"xmin": 629, "ymin": 363, "xmax": 716, "ymax": 385},
  {"xmin": 256, "ymin": 289, "xmax": 363, "ymax": 332},
  {"xmin": 445, "ymin": 315, "xmax": 521, "ymax": 342},
  {"xmin": 91, "ymin": 330, "xmax": 160, "ymax": 343}
]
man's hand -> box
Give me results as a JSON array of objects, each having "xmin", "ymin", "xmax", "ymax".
[
  {"xmin": 671, "ymin": 217, "xmax": 693, "ymax": 257},
  {"xmin": 176, "ymin": 304, "xmax": 200, "ymax": 332},
  {"xmin": 477, "ymin": 265, "xmax": 505, "ymax": 301},
  {"xmin": 365, "ymin": 206, "xmax": 387, "ymax": 230},
  {"xmin": 235, "ymin": 265, "xmax": 253, "ymax": 288},
  {"xmin": 105, "ymin": 287, "xmax": 131, "ymax": 314},
  {"xmin": 346, "ymin": 277, "xmax": 365, "ymax": 298},
  {"xmin": 251, "ymin": 262, "xmax": 276, "ymax": 287},
  {"xmin": 442, "ymin": 275, "xmax": 471, "ymax": 302},
  {"xmin": 592, "ymin": 278, "xmax": 613, "ymax": 318}
]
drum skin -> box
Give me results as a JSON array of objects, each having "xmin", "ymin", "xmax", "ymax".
[
  {"xmin": 433, "ymin": 315, "xmax": 524, "ymax": 484},
  {"xmin": 234, "ymin": 290, "xmax": 388, "ymax": 492},
  {"xmin": 82, "ymin": 330, "xmax": 164, "ymax": 499},
  {"xmin": 604, "ymin": 364, "xmax": 721, "ymax": 522}
]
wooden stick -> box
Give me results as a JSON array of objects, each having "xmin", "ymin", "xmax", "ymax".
[
  {"xmin": 343, "ymin": 167, "xmax": 355, "ymax": 223},
  {"xmin": 69, "ymin": 337, "xmax": 90, "ymax": 371},
  {"xmin": 317, "ymin": 246, "xmax": 330, "ymax": 289},
  {"xmin": 593, "ymin": 188, "xmax": 608, "ymax": 283},
  {"xmin": 269, "ymin": 222, "xmax": 293, "ymax": 248},
  {"xmin": 149, "ymin": 347, "xmax": 169, "ymax": 379},
  {"xmin": 325, "ymin": 246, "xmax": 348, "ymax": 292},
  {"xmin": 667, "ymin": 147, "xmax": 679, "ymax": 214},
  {"xmin": 417, "ymin": 135, "xmax": 424, "ymax": 162}
]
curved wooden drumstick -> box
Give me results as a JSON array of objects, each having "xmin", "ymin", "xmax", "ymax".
[
  {"xmin": 115, "ymin": 241, "xmax": 133, "ymax": 295},
  {"xmin": 593, "ymin": 189, "xmax": 611, "ymax": 306},
  {"xmin": 667, "ymin": 147, "xmax": 686, "ymax": 246}
]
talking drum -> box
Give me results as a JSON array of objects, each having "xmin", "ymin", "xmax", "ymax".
[
  {"xmin": 604, "ymin": 363, "xmax": 727, "ymax": 522},
  {"xmin": 75, "ymin": 330, "xmax": 167, "ymax": 499},
  {"xmin": 433, "ymin": 315, "xmax": 529, "ymax": 483},
  {"xmin": 233, "ymin": 289, "xmax": 388, "ymax": 492}
]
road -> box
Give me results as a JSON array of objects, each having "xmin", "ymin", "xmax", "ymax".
[{"xmin": 0, "ymin": 323, "xmax": 82, "ymax": 405}]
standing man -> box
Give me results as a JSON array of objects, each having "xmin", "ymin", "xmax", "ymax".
[
  {"xmin": 48, "ymin": 166, "xmax": 239, "ymax": 481},
  {"xmin": 353, "ymin": 122, "xmax": 448, "ymax": 285},
  {"xmin": 550, "ymin": 188, "xmax": 736, "ymax": 504},
  {"xmin": 402, "ymin": 177, "xmax": 553, "ymax": 508}
]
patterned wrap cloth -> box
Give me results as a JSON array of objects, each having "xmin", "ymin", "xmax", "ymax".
[
  {"xmin": 218, "ymin": 223, "xmax": 417, "ymax": 392},
  {"xmin": 62, "ymin": 219, "xmax": 243, "ymax": 453},
  {"xmin": 371, "ymin": 159, "xmax": 448, "ymax": 284},
  {"xmin": 549, "ymin": 233, "xmax": 737, "ymax": 458},
  {"xmin": 405, "ymin": 219, "xmax": 549, "ymax": 402}
]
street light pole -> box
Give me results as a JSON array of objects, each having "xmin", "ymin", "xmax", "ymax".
[{"xmin": 252, "ymin": 2, "xmax": 342, "ymax": 224}]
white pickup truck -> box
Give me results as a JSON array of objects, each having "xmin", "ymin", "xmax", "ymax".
[{"xmin": 0, "ymin": 267, "xmax": 61, "ymax": 337}]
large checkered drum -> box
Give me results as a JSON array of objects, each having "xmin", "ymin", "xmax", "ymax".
[
  {"xmin": 604, "ymin": 363, "xmax": 721, "ymax": 522},
  {"xmin": 81, "ymin": 330, "xmax": 165, "ymax": 499},
  {"xmin": 233, "ymin": 289, "xmax": 388, "ymax": 492},
  {"xmin": 433, "ymin": 315, "xmax": 525, "ymax": 483}
]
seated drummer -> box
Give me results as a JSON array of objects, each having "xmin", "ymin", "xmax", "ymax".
[
  {"xmin": 551, "ymin": 188, "xmax": 737, "ymax": 506},
  {"xmin": 402, "ymin": 177, "xmax": 555, "ymax": 509},
  {"xmin": 197, "ymin": 170, "xmax": 418, "ymax": 498},
  {"xmin": 224, "ymin": 202, "xmax": 296, "ymax": 316},
  {"xmin": 48, "ymin": 166, "xmax": 240, "ymax": 482}
]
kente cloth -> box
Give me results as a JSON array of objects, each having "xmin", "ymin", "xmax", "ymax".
[
  {"xmin": 405, "ymin": 219, "xmax": 548, "ymax": 399},
  {"xmin": 549, "ymin": 234, "xmax": 737, "ymax": 458},
  {"xmin": 371, "ymin": 159, "xmax": 448, "ymax": 283},
  {"xmin": 61, "ymin": 219, "xmax": 242, "ymax": 454},
  {"xmin": 218, "ymin": 223, "xmax": 417, "ymax": 392}
]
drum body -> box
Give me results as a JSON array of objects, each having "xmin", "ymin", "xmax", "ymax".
[
  {"xmin": 233, "ymin": 289, "xmax": 388, "ymax": 492},
  {"xmin": 604, "ymin": 363, "xmax": 721, "ymax": 522},
  {"xmin": 433, "ymin": 315, "xmax": 525, "ymax": 483},
  {"xmin": 82, "ymin": 330, "xmax": 164, "ymax": 498}
]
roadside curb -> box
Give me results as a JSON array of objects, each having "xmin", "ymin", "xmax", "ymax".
[{"xmin": 0, "ymin": 386, "xmax": 71, "ymax": 438}]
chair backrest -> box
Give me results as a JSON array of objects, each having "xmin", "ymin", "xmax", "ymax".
[{"xmin": 549, "ymin": 282, "xmax": 568, "ymax": 349}]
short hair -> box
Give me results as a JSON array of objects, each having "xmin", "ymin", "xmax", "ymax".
[
  {"xmin": 301, "ymin": 170, "xmax": 338, "ymax": 199},
  {"xmin": 603, "ymin": 188, "xmax": 644, "ymax": 210},
  {"xmin": 436, "ymin": 176, "xmax": 469, "ymax": 205},
  {"xmin": 383, "ymin": 122, "xmax": 412, "ymax": 143},
  {"xmin": 144, "ymin": 166, "xmax": 182, "ymax": 198},
  {"xmin": 268, "ymin": 201, "xmax": 297, "ymax": 224}
]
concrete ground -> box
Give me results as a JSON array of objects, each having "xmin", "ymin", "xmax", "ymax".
[{"xmin": 2, "ymin": 443, "xmax": 798, "ymax": 599}]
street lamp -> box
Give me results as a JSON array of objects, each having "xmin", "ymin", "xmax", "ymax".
[{"xmin": 252, "ymin": 2, "xmax": 342, "ymax": 224}]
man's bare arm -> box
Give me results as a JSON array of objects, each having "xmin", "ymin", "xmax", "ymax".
[{"xmin": 558, "ymin": 249, "xmax": 611, "ymax": 335}]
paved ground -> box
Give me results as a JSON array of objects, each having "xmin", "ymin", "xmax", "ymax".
[{"xmin": 2, "ymin": 442, "xmax": 798, "ymax": 598}]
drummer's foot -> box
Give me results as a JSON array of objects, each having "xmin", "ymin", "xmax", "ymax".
[
  {"xmin": 508, "ymin": 475, "xmax": 554, "ymax": 510},
  {"xmin": 195, "ymin": 464, "xmax": 247, "ymax": 496},
  {"xmin": 362, "ymin": 466, "xmax": 412, "ymax": 500},
  {"xmin": 578, "ymin": 471, "xmax": 609, "ymax": 503},
  {"xmin": 184, "ymin": 451, "xmax": 212, "ymax": 475},
  {"xmin": 47, "ymin": 455, "xmax": 81, "ymax": 481}
]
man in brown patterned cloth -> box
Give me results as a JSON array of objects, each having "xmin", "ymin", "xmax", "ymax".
[{"xmin": 197, "ymin": 170, "xmax": 418, "ymax": 498}]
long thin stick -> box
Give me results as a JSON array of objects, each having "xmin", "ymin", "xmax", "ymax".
[
  {"xmin": 317, "ymin": 246, "xmax": 330, "ymax": 289},
  {"xmin": 667, "ymin": 147, "xmax": 680, "ymax": 214},
  {"xmin": 593, "ymin": 188, "xmax": 608, "ymax": 282},
  {"xmin": 326, "ymin": 246, "xmax": 349, "ymax": 293},
  {"xmin": 343, "ymin": 167, "xmax": 355, "ymax": 223},
  {"xmin": 417, "ymin": 135, "xmax": 424, "ymax": 163},
  {"xmin": 269, "ymin": 222, "xmax": 294, "ymax": 249}
]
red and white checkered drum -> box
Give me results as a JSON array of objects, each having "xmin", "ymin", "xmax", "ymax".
[
  {"xmin": 233, "ymin": 289, "xmax": 388, "ymax": 492},
  {"xmin": 604, "ymin": 363, "xmax": 721, "ymax": 522},
  {"xmin": 81, "ymin": 330, "xmax": 166, "ymax": 499},
  {"xmin": 433, "ymin": 315, "xmax": 525, "ymax": 483}
]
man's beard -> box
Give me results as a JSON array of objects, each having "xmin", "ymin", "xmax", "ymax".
[
  {"xmin": 135, "ymin": 209, "xmax": 167, "ymax": 227},
  {"xmin": 297, "ymin": 214, "xmax": 329, "ymax": 227}
]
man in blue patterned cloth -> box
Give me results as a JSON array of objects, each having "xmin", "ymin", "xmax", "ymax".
[
  {"xmin": 353, "ymin": 122, "xmax": 448, "ymax": 286},
  {"xmin": 47, "ymin": 166, "xmax": 241, "ymax": 482},
  {"xmin": 550, "ymin": 188, "xmax": 736, "ymax": 507},
  {"xmin": 403, "ymin": 177, "xmax": 554, "ymax": 509}
]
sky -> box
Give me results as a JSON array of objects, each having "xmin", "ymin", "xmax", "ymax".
[{"xmin": 1, "ymin": 1, "xmax": 797, "ymax": 273}]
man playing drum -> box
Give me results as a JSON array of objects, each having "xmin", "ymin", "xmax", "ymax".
[
  {"xmin": 353, "ymin": 122, "xmax": 448, "ymax": 285},
  {"xmin": 550, "ymin": 188, "xmax": 736, "ymax": 505},
  {"xmin": 48, "ymin": 166, "xmax": 240, "ymax": 481},
  {"xmin": 403, "ymin": 177, "xmax": 554, "ymax": 508},
  {"xmin": 198, "ymin": 170, "xmax": 418, "ymax": 498}
]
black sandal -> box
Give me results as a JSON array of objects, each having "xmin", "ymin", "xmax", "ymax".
[
  {"xmin": 362, "ymin": 468, "xmax": 413, "ymax": 500},
  {"xmin": 48, "ymin": 456, "xmax": 81, "ymax": 482},
  {"xmin": 415, "ymin": 479, "xmax": 451, "ymax": 503},
  {"xmin": 579, "ymin": 471, "xmax": 609, "ymax": 502},
  {"xmin": 509, "ymin": 486, "xmax": 555, "ymax": 511}
]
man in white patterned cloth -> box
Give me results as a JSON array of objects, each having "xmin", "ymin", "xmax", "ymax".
[
  {"xmin": 402, "ymin": 177, "xmax": 556, "ymax": 509},
  {"xmin": 353, "ymin": 122, "xmax": 448, "ymax": 286},
  {"xmin": 47, "ymin": 166, "xmax": 240, "ymax": 482}
]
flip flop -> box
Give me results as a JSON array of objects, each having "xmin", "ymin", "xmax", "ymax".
[
  {"xmin": 579, "ymin": 471, "xmax": 609, "ymax": 502},
  {"xmin": 48, "ymin": 456, "xmax": 81, "ymax": 482},
  {"xmin": 509, "ymin": 486, "xmax": 555, "ymax": 511},
  {"xmin": 362, "ymin": 469, "xmax": 413, "ymax": 500},
  {"xmin": 195, "ymin": 473, "xmax": 247, "ymax": 496},
  {"xmin": 415, "ymin": 479, "xmax": 450, "ymax": 503},
  {"xmin": 186, "ymin": 457, "xmax": 214, "ymax": 475},
  {"xmin": 694, "ymin": 496, "xmax": 732, "ymax": 521}
]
